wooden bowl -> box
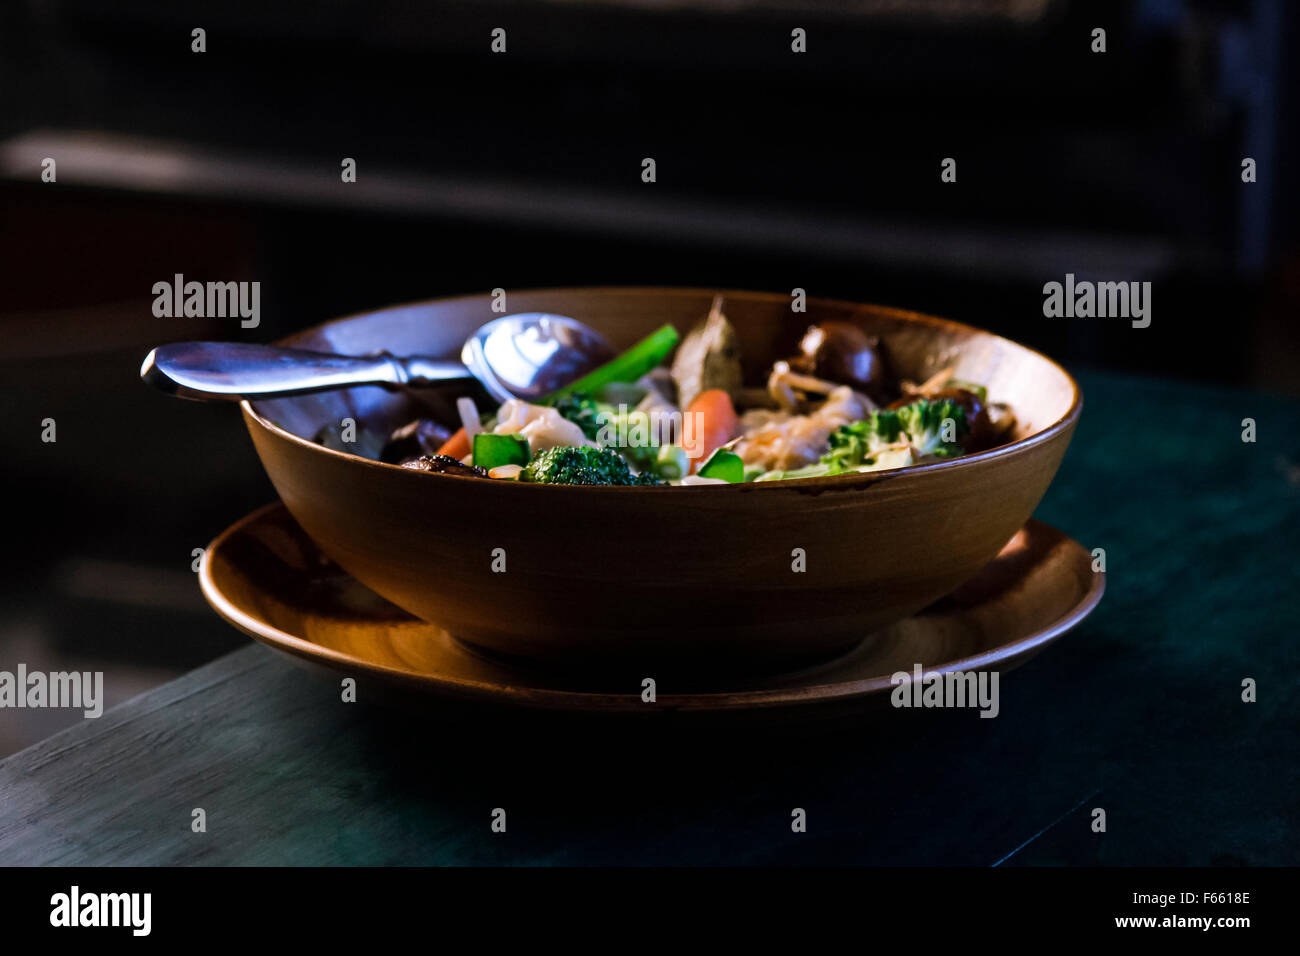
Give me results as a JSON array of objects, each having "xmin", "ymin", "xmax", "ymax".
[
  {"xmin": 243, "ymin": 288, "xmax": 1081, "ymax": 675},
  {"xmin": 201, "ymin": 503, "xmax": 1104, "ymax": 719}
]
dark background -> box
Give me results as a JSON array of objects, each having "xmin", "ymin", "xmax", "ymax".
[{"xmin": 0, "ymin": 0, "xmax": 1296, "ymax": 754}]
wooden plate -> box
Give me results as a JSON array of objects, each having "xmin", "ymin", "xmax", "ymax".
[{"xmin": 199, "ymin": 503, "xmax": 1104, "ymax": 721}]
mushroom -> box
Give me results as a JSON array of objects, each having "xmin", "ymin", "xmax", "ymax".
[
  {"xmin": 767, "ymin": 360, "xmax": 875, "ymax": 414},
  {"xmin": 792, "ymin": 321, "xmax": 889, "ymax": 401},
  {"xmin": 399, "ymin": 455, "xmax": 488, "ymax": 477}
]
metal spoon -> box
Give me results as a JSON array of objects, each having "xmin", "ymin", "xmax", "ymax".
[{"xmin": 140, "ymin": 313, "xmax": 614, "ymax": 404}]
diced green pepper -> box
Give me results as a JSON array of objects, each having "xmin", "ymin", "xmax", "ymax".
[
  {"xmin": 472, "ymin": 432, "xmax": 531, "ymax": 471},
  {"xmin": 697, "ymin": 448, "xmax": 744, "ymax": 483}
]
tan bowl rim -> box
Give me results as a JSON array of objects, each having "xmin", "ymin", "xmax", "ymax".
[{"xmin": 241, "ymin": 286, "xmax": 1082, "ymax": 492}]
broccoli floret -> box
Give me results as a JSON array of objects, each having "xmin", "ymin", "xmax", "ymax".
[
  {"xmin": 894, "ymin": 398, "xmax": 968, "ymax": 458},
  {"xmin": 822, "ymin": 409, "xmax": 906, "ymax": 474},
  {"xmin": 618, "ymin": 441, "xmax": 661, "ymax": 476},
  {"xmin": 761, "ymin": 400, "xmax": 962, "ymax": 482},
  {"xmin": 551, "ymin": 392, "xmax": 609, "ymax": 442},
  {"xmin": 555, "ymin": 395, "xmax": 676, "ymax": 478},
  {"xmin": 824, "ymin": 399, "xmax": 967, "ymax": 470},
  {"xmin": 520, "ymin": 446, "xmax": 663, "ymax": 486},
  {"xmin": 583, "ymin": 403, "xmax": 686, "ymax": 479}
]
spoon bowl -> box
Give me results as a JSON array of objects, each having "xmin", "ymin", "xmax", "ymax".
[{"xmin": 462, "ymin": 313, "xmax": 614, "ymax": 404}]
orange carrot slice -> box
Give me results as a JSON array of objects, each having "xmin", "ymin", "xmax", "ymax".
[
  {"xmin": 436, "ymin": 427, "xmax": 471, "ymax": 460},
  {"xmin": 683, "ymin": 389, "xmax": 739, "ymax": 472}
]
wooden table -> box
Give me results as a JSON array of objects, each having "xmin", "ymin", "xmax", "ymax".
[{"xmin": 1, "ymin": 370, "xmax": 1295, "ymax": 865}]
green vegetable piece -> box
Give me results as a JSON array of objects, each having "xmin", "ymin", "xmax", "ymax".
[
  {"xmin": 520, "ymin": 446, "xmax": 663, "ymax": 486},
  {"xmin": 755, "ymin": 462, "xmax": 834, "ymax": 482},
  {"xmin": 894, "ymin": 398, "xmax": 969, "ymax": 458},
  {"xmin": 821, "ymin": 409, "xmax": 902, "ymax": 474},
  {"xmin": 698, "ymin": 448, "xmax": 744, "ymax": 483},
  {"xmin": 472, "ymin": 432, "xmax": 531, "ymax": 471},
  {"xmin": 551, "ymin": 392, "xmax": 609, "ymax": 442},
  {"xmin": 819, "ymin": 398, "xmax": 968, "ymax": 472},
  {"xmin": 587, "ymin": 405, "xmax": 661, "ymax": 473},
  {"xmin": 654, "ymin": 444, "xmax": 690, "ymax": 481},
  {"xmin": 544, "ymin": 325, "xmax": 680, "ymax": 405}
]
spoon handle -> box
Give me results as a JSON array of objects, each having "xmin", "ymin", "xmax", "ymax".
[{"xmin": 141, "ymin": 341, "xmax": 470, "ymax": 401}]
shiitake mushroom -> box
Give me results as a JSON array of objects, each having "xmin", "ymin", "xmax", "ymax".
[
  {"xmin": 399, "ymin": 454, "xmax": 487, "ymax": 477},
  {"xmin": 792, "ymin": 321, "xmax": 889, "ymax": 402}
]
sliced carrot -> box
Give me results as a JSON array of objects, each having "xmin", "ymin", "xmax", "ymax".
[
  {"xmin": 436, "ymin": 427, "xmax": 471, "ymax": 460},
  {"xmin": 683, "ymin": 389, "xmax": 740, "ymax": 472}
]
